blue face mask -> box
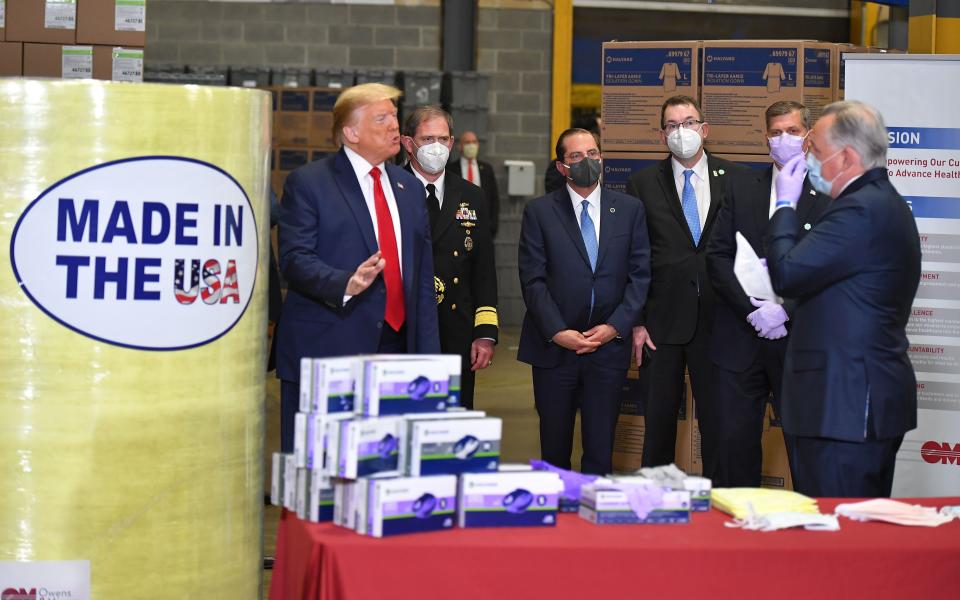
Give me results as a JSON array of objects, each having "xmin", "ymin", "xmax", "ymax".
[{"xmin": 806, "ymin": 149, "xmax": 843, "ymax": 196}]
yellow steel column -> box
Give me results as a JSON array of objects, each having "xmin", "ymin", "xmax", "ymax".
[
  {"xmin": 551, "ymin": 0, "xmax": 573, "ymax": 154},
  {"xmin": 850, "ymin": 0, "xmax": 865, "ymax": 45},
  {"xmin": 909, "ymin": 0, "xmax": 937, "ymax": 53},
  {"xmin": 936, "ymin": 2, "xmax": 960, "ymax": 53}
]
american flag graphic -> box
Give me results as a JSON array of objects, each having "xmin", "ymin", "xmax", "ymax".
[
  {"xmin": 201, "ymin": 259, "xmax": 221, "ymax": 304},
  {"xmin": 174, "ymin": 259, "xmax": 200, "ymax": 304},
  {"xmin": 221, "ymin": 260, "xmax": 240, "ymax": 304}
]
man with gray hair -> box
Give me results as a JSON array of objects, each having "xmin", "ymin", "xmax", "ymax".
[{"xmin": 766, "ymin": 100, "xmax": 921, "ymax": 497}]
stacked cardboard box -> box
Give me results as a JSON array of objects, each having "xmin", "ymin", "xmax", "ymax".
[
  {"xmin": 4, "ymin": 0, "xmax": 145, "ymax": 80},
  {"xmin": 269, "ymin": 86, "xmax": 341, "ymax": 198}
]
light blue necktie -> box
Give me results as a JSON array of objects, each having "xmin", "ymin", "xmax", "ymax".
[
  {"xmin": 682, "ymin": 169, "xmax": 702, "ymax": 246},
  {"xmin": 580, "ymin": 199, "xmax": 598, "ymax": 313}
]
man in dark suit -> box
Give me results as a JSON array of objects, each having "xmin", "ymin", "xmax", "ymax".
[
  {"xmin": 449, "ymin": 131, "xmax": 500, "ymax": 237},
  {"xmin": 706, "ymin": 101, "xmax": 829, "ymax": 487},
  {"xmin": 518, "ymin": 128, "xmax": 651, "ymax": 474},
  {"xmin": 625, "ymin": 95, "xmax": 745, "ymax": 479},
  {"xmin": 766, "ymin": 100, "xmax": 921, "ymax": 497},
  {"xmin": 276, "ymin": 83, "xmax": 440, "ymax": 452},
  {"xmin": 401, "ymin": 106, "xmax": 498, "ymax": 409}
]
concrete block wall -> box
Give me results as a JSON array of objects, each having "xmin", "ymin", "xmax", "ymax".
[{"xmin": 147, "ymin": 0, "xmax": 552, "ymax": 326}]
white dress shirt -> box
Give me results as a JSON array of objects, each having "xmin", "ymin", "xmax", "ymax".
[
  {"xmin": 671, "ymin": 153, "xmax": 711, "ymax": 230},
  {"xmin": 568, "ymin": 182, "xmax": 601, "ymax": 244},
  {"xmin": 769, "ymin": 164, "xmax": 781, "ymax": 218},
  {"xmin": 412, "ymin": 168, "xmax": 446, "ymax": 210},
  {"xmin": 459, "ymin": 157, "xmax": 481, "ymax": 186},
  {"xmin": 343, "ymin": 145, "xmax": 403, "ymax": 274}
]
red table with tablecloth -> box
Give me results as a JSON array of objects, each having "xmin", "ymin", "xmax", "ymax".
[{"xmin": 268, "ymin": 498, "xmax": 960, "ymax": 600}]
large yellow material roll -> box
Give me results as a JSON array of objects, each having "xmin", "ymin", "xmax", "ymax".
[{"xmin": 0, "ymin": 80, "xmax": 271, "ymax": 598}]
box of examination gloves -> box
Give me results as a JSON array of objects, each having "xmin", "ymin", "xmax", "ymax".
[
  {"xmin": 634, "ymin": 464, "xmax": 712, "ymax": 512},
  {"xmin": 309, "ymin": 471, "xmax": 335, "ymax": 522},
  {"xmin": 367, "ymin": 476, "xmax": 458, "ymax": 537},
  {"xmin": 398, "ymin": 410, "xmax": 486, "ymax": 473},
  {"xmin": 335, "ymin": 416, "xmax": 404, "ymax": 479},
  {"xmin": 299, "ymin": 356, "xmax": 358, "ymax": 414},
  {"xmin": 406, "ymin": 417, "xmax": 502, "ymax": 476},
  {"xmin": 579, "ymin": 478, "xmax": 692, "ymax": 524},
  {"xmin": 458, "ymin": 471, "xmax": 564, "ymax": 528},
  {"xmin": 294, "ymin": 411, "xmax": 353, "ymax": 470},
  {"xmin": 357, "ymin": 354, "xmax": 462, "ymax": 414}
]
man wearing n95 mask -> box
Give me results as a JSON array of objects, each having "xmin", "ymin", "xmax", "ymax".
[
  {"xmin": 706, "ymin": 101, "xmax": 829, "ymax": 486},
  {"xmin": 765, "ymin": 100, "xmax": 921, "ymax": 497},
  {"xmin": 401, "ymin": 106, "xmax": 498, "ymax": 410},
  {"xmin": 625, "ymin": 95, "xmax": 746, "ymax": 479}
]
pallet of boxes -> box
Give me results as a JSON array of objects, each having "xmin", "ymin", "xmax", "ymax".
[
  {"xmin": 270, "ymin": 354, "xmax": 570, "ymax": 536},
  {"xmin": 1, "ymin": 0, "xmax": 145, "ymax": 81},
  {"xmin": 601, "ymin": 39, "xmax": 878, "ymax": 490},
  {"xmin": 268, "ymin": 83, "xmax": 343, "ymax": 199}
]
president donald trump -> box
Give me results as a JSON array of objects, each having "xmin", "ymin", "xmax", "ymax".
[{"xmin": 276, "ymin": 83, "xmax": 440, "ymax": 451}]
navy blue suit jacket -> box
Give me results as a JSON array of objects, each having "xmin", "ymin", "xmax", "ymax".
[
  {"xmin": 517, "ymin": 186, "xmax": 651, "ymax": 370},
  {"xmin": 275, "ymin": 148, "xmax": 441, "ymax": 383},
  {"xmin": 765, "ymin": 168, "xmax": 921, "ymax": 441},
  {"xmin": 707, "ymin": 168, "xmax": 829, "ymax": 372}
]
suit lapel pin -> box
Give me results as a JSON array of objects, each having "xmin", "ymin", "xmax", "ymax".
[
  {"xmin": 718, "ymin": 169, "xmax": 725, "ymax": 175},
  {"xmin": 712, "ymin": 170, "xmax": 717, "ymax": 177},
  {"xmin": 609, "ymin": 207, "xmax": 616, "ymax": 213},
  {"xmin": 804, "ymin": 223, "xmax": 812, "ymax": 230},
  {"xmin": 397, "ymin": 182, "xmax": 405, "ymax": 189},
  {"xmin": 809, "ymin": 189, "xmax": 816, "ymax": 195}
]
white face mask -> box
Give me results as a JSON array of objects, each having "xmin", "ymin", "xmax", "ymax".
[
  {"xmin": 666, "ymin": 127, "xmax": 703, "ymax": 160},
  {"xmin": 414, "ymin": 141, "xmax": 450, "ymax": 175}
]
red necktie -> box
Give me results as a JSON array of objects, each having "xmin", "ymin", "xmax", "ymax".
[
  {"xmin": 467, "ymin": 159, "xmax": 475, "ymax": 185},
  {"xmin": 369, "ymin": 167, "xmax": 405, "ymax": 332}
]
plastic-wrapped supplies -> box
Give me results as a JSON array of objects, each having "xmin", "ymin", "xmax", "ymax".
[{"xmin": 1, "ymin": 79, "xmax": 271, "ymax": 597}]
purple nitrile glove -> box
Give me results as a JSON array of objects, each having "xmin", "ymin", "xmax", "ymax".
[
  {"xmin": 747, "ymin": 297, "xmax": 789, "ymax": 338},
  {"xmin": 530, "ymin": 459, "xmax": 598, "ymax": 502},
  {"xmin": 775, "ymin": 153, "xmax": 807, "ymax": 209},
  {"xmin": 759, "ymin": 258, "xmax": 767, "ymax": 268},
  {"xmin": 764, "ymin": 323, "xmax": 788, "ymax": 340}
]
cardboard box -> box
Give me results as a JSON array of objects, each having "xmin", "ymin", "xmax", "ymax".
[
  {"xmin": 22, "ymin": 42, "xmax": 124, "ymax": 80},
  {"xmin": 76, "ymin": 0, "xmax": 145, "ymax": 47},
  {"xmin": 611, "ymin": 371, "xmax": 695, "ymax": 474},
  {"xmin": 310, "ymin": 88, "xmax": 340, "ymax": 150},
  {"xmin": 276, "ymin": 88, "xmax": 311, "ymax": 146},
  {"xmin": 701, "ymin": 40, "xmax": 835, "ymax": 154},
  {"xmin": 601, "ymin": 41, "xmax": 700, "ymax": 152},
  {"xmin": 715, "ymin": 153, "xmax": 773, "ymax": 170},
  {"xmin": 602, "ymin": 151, "xmax": 665, "ymax": 195},
  {"xmin": 6, "ymin": 0, "xmax": 77, "ymax": 44},
  {"xmin": 760, "ymin": 401, "xmax": 794, "ymax": 490},
  {"xmin": 0, "ymin": 41, "xmax": 22, "ymax": 75}
]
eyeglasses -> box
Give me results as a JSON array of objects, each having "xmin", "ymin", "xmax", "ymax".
[
  {"xmin": 414, "ymin": 135, "xmax": 452, "ymax": 145},
  {"xmin": 663, "ymin": 119, "xmax": 704, "ymax": 134},
  {"xmin": 564, "ymin": 149, "xmax": 601, "ymax": 162}
]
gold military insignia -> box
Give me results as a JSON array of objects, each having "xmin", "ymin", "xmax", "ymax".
[
  {"xmin": 434, "ymin": 275, "xmax": 445, "ymax": 305},
  {"xmin": 456, "ymin": 203, "xmax": 477, "ymax": 228},
  {"xmin": 464, "ymin": 236, "xmax": 474, "ymax": 251}
]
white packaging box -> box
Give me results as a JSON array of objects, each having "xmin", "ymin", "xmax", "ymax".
[
  {"xmin": 356, "ymin": 354, "xmax": 463, "ymax": 414},
  {"xmin": 359, "ymin": 359, "xmax": 453, "ymax": 416},
  {"xmin": 283, "ymin": 454, "xmax": 298, "ymax": 511},
  {"xmin": 408, "ymin": 418, "xmax": 502, "ymax": 476},
  {"xmin": 270, "ymin": 452, "xmax": 284, "ymax": 506},
  {"xmin": 312, "ymin": 412, "xmax": 354, "ymax": 475},
  {"xmin": 353, "ymin": 477, "xmax": 371, "ymax": 535},
  {"xmin": 337, "ymin": 416, "xmax": 404, "ymax": 479},
  {"xmin": 309, "ymin": 471, "xmax": 335, "ymax": 522},
  {"xmin": 499, "ymin": 463, "xmax": 534, "ymax": 472},
  {"xmin": 368, "ymin": 475, "xmax": 458, "ymax": 537},
  {"xmin": 305, "ymin": 356, "xmax": 359, "ymax": 413},
  {"xmin": 295, "ymin": 467, "xmax": 310, "ymax": 519},
  {"xmin": 579, "ymin": 482, "xmax": 692, "ymax": 525},
  {"xmin": 398, "ymin": 410, "xmax": 486, "ymax": 473},
  {"xmin": 683, "ymin": 476, "xmax": 712, "ymax": 512},
  {"xmin": 457, "ymin": 471, "xmax": 563, "ymax": 528},
  {"xmin": 333, "ymin": 480, "xmax": 356, "ymax": 529}
]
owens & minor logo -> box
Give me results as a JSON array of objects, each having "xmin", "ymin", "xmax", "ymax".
[
  {"xmin": 9, "ymin": 156, "xmax": 258, "ymax": 351},
  {"xmin": 2, "ymin": 590, "xmax": 36, "ymax": 600},
  {"xmin": 920, "ymin": 441, "xmax": 960, "ymax": 465}
]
